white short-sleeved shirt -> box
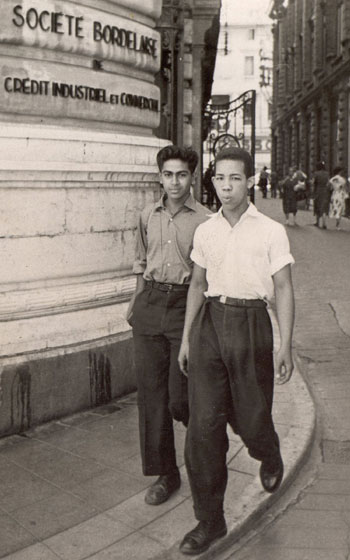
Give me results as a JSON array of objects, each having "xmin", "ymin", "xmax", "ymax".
[{"xmin": 191, "ymin": 203, "xmax": 294, "ymax": 303}]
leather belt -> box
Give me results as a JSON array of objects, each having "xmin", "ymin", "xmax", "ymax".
[
  {"xmin": 209, "ymin": 296, "xmax": 266, "ymax": 308},
  {"xmin": 146, "ymin": 280, "xmax": 189, "ymax": 293}
]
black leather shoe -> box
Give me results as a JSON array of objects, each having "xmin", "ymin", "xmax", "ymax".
[
  {"xmin": 179, "ymin": 517, "xmax": 227, "ymax": 555},
  {"xmin": 260, "ymin": 454, "xmax": 284, "ymax": 493},
  {"xmin": 145, "ymin": 469, "xmax": 180, "ymax": 505}
]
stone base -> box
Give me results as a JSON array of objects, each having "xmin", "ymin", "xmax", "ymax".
[{"xmin": 0, "ymin": 331, "xmax": 135, "ymax": 438}]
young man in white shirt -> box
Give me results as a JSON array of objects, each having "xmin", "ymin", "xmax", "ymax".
[{"xmin": 178, "ymin": 147, "xmax": 295, "ymax": 555}]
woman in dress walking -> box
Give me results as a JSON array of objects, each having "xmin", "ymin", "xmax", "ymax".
[
  {"xmin": 281, "ymin": 167, "xmax": 297, "ymax": 226},
  {"xmin": 312, "ymin": 161, "xmax": 330, "ymax": 229},
  {"xmin": 329, "ymin": 167, "xmax": 349, "ymax": 230}
]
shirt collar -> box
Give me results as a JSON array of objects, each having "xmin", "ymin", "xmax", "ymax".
[
  {"xmin": 155, "ymin": 192, "xmax": 199, "ymax": 212},
  {"xmin": 216, "ymin": 202, "xmax": 259, "ymax": 221}
]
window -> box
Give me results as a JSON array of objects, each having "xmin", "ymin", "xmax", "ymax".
[
  {"xmin": 337, "ymin": 3, "xmax": 344, "ymax": 55},
  {"xmin": 321, "ymin": 6, "xmax": 327, "ymax": 63},
  {"xmin": 243, "ymin": 103, "xmax": 252, "ymax": 125},
  {"xmin": 244, "ymin": 56, "xmax": 254, "ymax": 76},
  {"xmin": 268, "ymin": 102, "xmax": 273, "ymax": 121},
  {"xmin": 309, "ymin": 16, "xmax": 314, "ymax": 75},
  {"xmin": 299, "ymin": 33, "xmax": 303, "ymax": 84},
  {"xmin": 248, "ymin": 28, "xmax": 255, "ymax": 40}
]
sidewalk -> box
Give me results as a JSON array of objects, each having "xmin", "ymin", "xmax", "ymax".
[
  {"xmin": 0, "ymin": 196, "xmax": 317, "ymax": 560},
  {"xmin": 0, "ymin": 357, "xmax": 315, "ymax": 558}
]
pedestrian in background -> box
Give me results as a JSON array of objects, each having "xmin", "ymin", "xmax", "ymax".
[
  {"xmin": 292, "ymin": 168, "xmax": 308, "ymax": 209},
  {"xmin": 270, "ymin": 170, "xmax": 278, "ymax": 198},
  {"xmin": 203, "ymin": 161, "xmax": 221, "ymax": 210},
  {"xmin": 312, "ymin": 161, "xmax": 330, "ymax": 229},
  {"xmin": 178, "ymin": 147, "xmax": 295, "ymax": 556},
  {"xmin": 127, "ymin": 145, "xmax": 210, "ymax": 506},
  {"xmin": 281, "ymin": 166, "xmax": 297, "ymax": 226},
  {"xmin": 258, "ymin": 166, "xmax": 269, "ymax": 198},
  {"xmin": 329, "ymin": 166, "xmax": 349, "ymax": 230}
]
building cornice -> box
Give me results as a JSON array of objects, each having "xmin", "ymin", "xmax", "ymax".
[{"xmin": 272, "ymin": 57, "xmax": 350, "ymax": 125}]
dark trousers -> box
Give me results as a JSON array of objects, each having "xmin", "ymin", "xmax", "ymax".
[
  {"xmin": 185, "ymin": 299, "xmax": 280, "ymax": 520},
  {"xmin": 270, "ymin": 184, "xmax": 277, "ymax": 198},
  {"xmin": 131, "ymin": 284, "xmax": 189, "ymax": 476},
  {"xmin": 259, "ymin": 179, "xmax": 268, "ymax": 198}
]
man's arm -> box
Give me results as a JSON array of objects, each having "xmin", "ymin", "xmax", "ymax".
[
  {"xmin": 126, "ymin": 209, "xmax": 149, "ymax": 323},
  {"xmin": 126, "ymin": 274, "xmax": 146, "ymax": 323},
  {"xmin": 272, "ymin": 264, "xmax": 295, "ymax": 384},
  {"xmin": 178, "ymin": 263, "xmax": 207, "ymax": 375}
]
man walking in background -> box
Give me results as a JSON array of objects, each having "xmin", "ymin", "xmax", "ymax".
[{"xmin": 258, "ymin": 166, "xmax": 269, "ymax": 198}]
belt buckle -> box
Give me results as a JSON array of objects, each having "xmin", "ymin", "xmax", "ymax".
[
  {"xmin": 163, "ymin": 282, "xmax": 173, "ymax": 291},
  {"xmin": 219, "ymin": 295, "xmax": 226, "ymax": 304}
]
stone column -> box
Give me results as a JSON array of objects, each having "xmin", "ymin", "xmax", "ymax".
[
  {"xmin": 337, "ymin": 84, "xmax": 348, "ymax": 169},
  {"xmin": 191, "ymin": 0, "xmax": 220, "ymax": 201},
  {"xmin": 0, "ymin": 0, "xmax": 168, "ymax": 435},
  {"xmin": 290, "ymin": 116, "xmax": 298, "ymax": 166},
  {"xmin": 191, "ymin": 42, "xmax": 204, "ymax": 200},
  {"xmin": 320, "ymin": 91, "xmax": 331, "ymax": 166},
  {"xmin": 309, "ymin": 102, "xmax": 317, "ymax": 172},
  {"xmin": 276, "ymin": 125, "xmax": 284, "ymax": 177},
  {"xmin": 299, "ymin": 110, "xmax": 308, "ymax": 172}
]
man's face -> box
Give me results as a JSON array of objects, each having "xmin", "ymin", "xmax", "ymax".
[
  {"xmin": 159, "ymin": 159, "xmax": 193, "ymax": 203},
  {"xmin": 213, "ymin": 159, "xmax": 253, "ymax": 210}
]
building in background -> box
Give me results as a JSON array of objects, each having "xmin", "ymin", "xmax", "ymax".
[
  {"xmin": 156, "ymin": 0, "xmax": 221, "ymax": 199},
  {"xmin": 0, "ymin": 0, "xmax": 220, "ymax": 437},
  {"xmin": 205, "ymin": 0, "xmax": 273, "ymax": 176},
  {"xmin": 270, "ymin": 0, "xmax": 350, "ymax": 181}
]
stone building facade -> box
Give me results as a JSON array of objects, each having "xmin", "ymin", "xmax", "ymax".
[
  {"xmin": 156, "ymin": 0, "xmax": 221, "ymax": 198},
  {"xmin": 0, "ymin": 0, "xmax": 220, "ymax": 436},
  {"xmin": 210, "ymin": 0, "xmax": 273, "ymax": 172},
  {"xmin": 270, "ymin": 0, "xmax": 350, "ymax": 180}
]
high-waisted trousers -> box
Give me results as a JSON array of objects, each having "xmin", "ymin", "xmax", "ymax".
[
  {"xmin": 131, "ymin": 284, "xmax": 189, "ymax": 476},
  {"xmin": 185, "ymin": 299, "xmax": 280, "ymax": 520}
]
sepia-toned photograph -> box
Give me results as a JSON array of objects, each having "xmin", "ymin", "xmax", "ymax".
[{"xmin": 0, "ymin": 0, "xmax": 349, "ymax": 558}]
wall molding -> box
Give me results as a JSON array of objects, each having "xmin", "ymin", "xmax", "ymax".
[{"xmin": 0, "ymin": 274, "xmax": 136, "ymax": 321}]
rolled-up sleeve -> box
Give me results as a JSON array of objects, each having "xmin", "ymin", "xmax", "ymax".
[
  {"xmin": 190, "ymin": 226, "xmax": 207, "ymax": 269},
  {"xmin": 269, "ymin": 224, "xmax": 295, "ymax": 276},
  {"xmin": 132, "ymin": 210, "xmax": 148, "ymax": 275}
]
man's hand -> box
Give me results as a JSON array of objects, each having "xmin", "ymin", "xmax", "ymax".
[
  {"xmin": 126, "ymin": 293, "xmax": 137, "ymax": 324},
  {"xmin": 126, "ymin": 275, "xmax": 146, "ymax": 325},
  {"xmin": 275, "ymin": 347, "xmax": 294, "ymax": 385},
  {"xmin": 178, "ymin": 339, "xmax": 189, "ymax": 376}
]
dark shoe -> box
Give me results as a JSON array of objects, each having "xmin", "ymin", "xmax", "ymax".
[
  {"xmin": 260, "ymin": 454, "xmax": 284, "ymax": 493},
  {"xmin": 179, "ymin": 517, "xmax": 227, "ymax": 555},
  {"xmin": 145, "ymin": 469, "xmax": 180, "ymax": 505}
]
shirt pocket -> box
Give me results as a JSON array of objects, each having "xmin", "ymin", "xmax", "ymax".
[{"xmin": 240, "ymin": 254, "xmax": 267, "ymax": 291}]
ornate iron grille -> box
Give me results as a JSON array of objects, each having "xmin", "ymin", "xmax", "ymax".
[
  {"xmin": 204, "ymin": 89, "xmax": 256, "ymax": 164},
  {"xmin": 203, "ymin": 89, "xmax": 256, "ymax": 202}
]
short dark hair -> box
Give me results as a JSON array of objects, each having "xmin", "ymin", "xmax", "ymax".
[
  {"xmin": 333, "ymin": 166, "xmax": 343, "ymax": 176},
  {"xmin": 156, "ymin": 145, "xmax": 199, "ymax": 174},
  {"xmin": 214, "ymin": 147, "xmax": 254, "ymax": 178},
  {"xmin": 316, "ymin": 160, "xmax": 325, "ymax": 171}
]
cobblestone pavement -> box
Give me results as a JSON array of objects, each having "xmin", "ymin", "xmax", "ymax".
[{"xmin": 220, "ymin": 194, "xmax": 350, "ymax": 560}]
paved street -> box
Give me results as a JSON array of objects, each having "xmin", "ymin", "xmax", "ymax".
[{"xmin": 220, "ymin": 193, "xmax": 350, "ymax": 560}]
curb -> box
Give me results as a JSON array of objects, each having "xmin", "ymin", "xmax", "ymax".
[{"xmin": 154, "ymin": 354, "xmax": 316, "ymax": 560}]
